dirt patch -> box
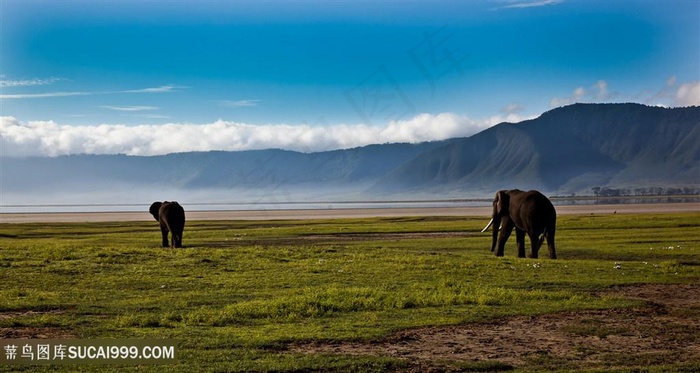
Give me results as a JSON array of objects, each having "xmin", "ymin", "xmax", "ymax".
[
  {"xmin": 290, "ymin": 284, "xmax": 700, "ymax": 371},
  {"xmin": 0, "ymin": 309, "xmax": 67, "ymax": 321},
  {"xmin": 0, "ymin": 310, "xmax": 77, "ymax": 339},
  {"xmin": 303, "ymin": 231, "xmax": 472, "ymax": 246},
  {"xmin": 305, "ymin": 232, "xmax": 474, "ymax": 242},
  {"xmin": 0, "ymin": 327, "xmax": 76, "ymax": 339},
  {"xmin": 198, "ymin": 231, "xmax": 475, "ymax": 248}
]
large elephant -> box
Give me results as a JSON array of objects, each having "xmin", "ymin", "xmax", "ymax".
[
  {"xmin": 149, "ymin": 201, "xmax": 186, "ymax": 248},
  {"xmin": 481, "ymin": 189, "xmax": 557, "ymax": 259}
]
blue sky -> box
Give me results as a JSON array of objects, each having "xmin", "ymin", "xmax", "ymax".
[{"xmin": 1, "ymin": 0, "xmax": 699, "ymax": 156}]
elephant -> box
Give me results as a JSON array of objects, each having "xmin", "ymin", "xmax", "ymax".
[
  {"xmin": 149, "ymin": 201, "xmax": 186, "ymax": 248},
  {"xmin": 481, "ymin": 189, "xmax": 557, "ymax": 259}
]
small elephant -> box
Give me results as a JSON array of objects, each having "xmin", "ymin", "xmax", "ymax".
[
  {"xmin": 149, "ymin": 201, "xmax": 186, "ymax": 248},
  {"xmin": 481, "ymin": 189, "xmax": 557, "ymax": 259}
]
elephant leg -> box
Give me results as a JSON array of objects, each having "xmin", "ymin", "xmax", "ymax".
[
  {"xmin": 496, "ymin": 220, "xmax": 514, "ymax": 257},
  {"xmin": 515, "ymin": 229, "xmax": 526, "ymax": 258},
  {"xmin": 160, "ymin": 226, "xmax": 170, "ymax": 248},
  {"xmin": 173, "ymin": 231, "xmax": 183, "ymax": 248},
  {"xmin": 528, "ymin": 234, "xmax": 540, "ymax": 259},
  {"xmin": 547, "ymin": 231, "xmax": 556, "ymax": 259}
]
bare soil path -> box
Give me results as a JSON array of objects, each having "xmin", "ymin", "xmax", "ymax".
[{"xmin": 290, "ymin": 284, "xmax": 700, "ymax": 371}]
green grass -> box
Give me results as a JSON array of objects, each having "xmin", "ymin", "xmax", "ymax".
[{"xmin": 0, "ymin": 213, "xmax": 698, "ymax": 372}]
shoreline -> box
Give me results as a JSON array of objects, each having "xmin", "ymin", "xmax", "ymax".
[{"xmin": 1, "ymin": 202, "xmax": 698, "ymax": 223}]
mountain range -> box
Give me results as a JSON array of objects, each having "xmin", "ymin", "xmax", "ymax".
[{"xmin": 2, "ymin": 103, "xmax": 698, "ymax": 205}]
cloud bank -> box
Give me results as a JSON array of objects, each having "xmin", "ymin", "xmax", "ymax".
[
  {"xmin": 1, "ymin": 112, "xmax": 524, "ymax": 157},
  {"xmin": 675, "ymin": 81, "xmax": 700, "ymax": 107}
]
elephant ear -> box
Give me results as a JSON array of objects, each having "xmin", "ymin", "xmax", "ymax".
[
  {"xmin": 496, "ymin": 190, "xmax": 509, "ymax": 216},
  {"xmin": 149, "ymin": 202, "xmax": 162, "ymax": 221}
]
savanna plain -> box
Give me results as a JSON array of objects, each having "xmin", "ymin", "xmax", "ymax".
[{"xmin": 0, "ymin": 209, "xmax": 699, "ymax": 372}]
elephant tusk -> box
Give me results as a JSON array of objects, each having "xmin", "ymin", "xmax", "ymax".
[{"xmin": 481, "ymin": 218, "xmax": 494, "ymax": 233}]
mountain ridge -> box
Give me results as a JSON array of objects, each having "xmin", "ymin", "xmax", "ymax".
[{"xmin": 371, "ymin": 103, "xmax": 698, "ymax": 196}]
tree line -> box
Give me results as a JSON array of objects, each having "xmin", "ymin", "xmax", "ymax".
[{"xmin": 591, "ymin": 187, "xmax": 699, "ymax": 197}]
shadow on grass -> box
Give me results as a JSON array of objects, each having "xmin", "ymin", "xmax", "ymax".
[{"xmin": 563, "ymin": 248, "xmax": 698, "ymax": 262}]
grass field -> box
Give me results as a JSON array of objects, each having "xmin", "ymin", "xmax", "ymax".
[{"xmin": 1, "ymin": 212, "xmax": 699, "ymax": 372}]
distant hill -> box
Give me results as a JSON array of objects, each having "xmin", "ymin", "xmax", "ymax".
[
  {"xmin": 373, "ymin": 103, "xmax": 699, "ymax": 196},
  {"xmin": 1, "ymin": 103, "xmax": 698, "ymax": 205}
]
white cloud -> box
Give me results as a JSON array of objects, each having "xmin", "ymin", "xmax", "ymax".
[
  {"xmin": 550, "ymin": 86, "xmax": 584, "ymax": 107},
  {"xmin": 0, "ymin": 77, "xmax": 63, "ymax": 88},
  {"xmin": 139, "ymin": 114, "xmax": 172, "ymax": 119},
  {"xmin": 500, "ymin": 103, "xmax": 525, "ymax": 114},
  {"xmin": 0, "ymin": 91, "xmax": 92, "ymax": 99},
  {"xmin": 485, "ymin": 112, "xmax": 536, "ymax": 127},
  {"xmin": 555, "ymin": 77, "xmax": 698, "ymax": 108},
  {"xmin": 675, "ymin": 81, "xmax": 700, "ymax": 107},
  {"xmin": 122, "ymin": 85, "xmax": 182, "ymax": 93},
  {"xmin": 495, "ymin": 0, "xmax": 562, "ymax": 10},
  {"xmin": 100, "ymin": 106, "xmax": 159, "ymax": 112},
  {"xmin": 0, "ymin": 85, "xmax": 183, "ymax": 99},
  {"xmin": 221, "ymin": 100, "xmax": 261, "ymax": 107},
  {"xmin": 0, "ymin": 112, "xmax": 519, "ymax": 157},
  {"xmin": 594, "ymin": 80, "xmax": 609, "ymax": 101},
  {"xmin": 550, "ymin": 80, "xmax": 611, "ymax": 107},
  {"xmin": 643, "ymin": 77, "xmax": 700, "ymax": 107},
  {"xmin": 666, "ymin": 76, "xmax": 677, "ymax": 87}
]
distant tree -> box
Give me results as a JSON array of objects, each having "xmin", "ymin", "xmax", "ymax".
[{"xmin": 683, "ymin": 187, "xmax": 699, "ymax": 195}]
